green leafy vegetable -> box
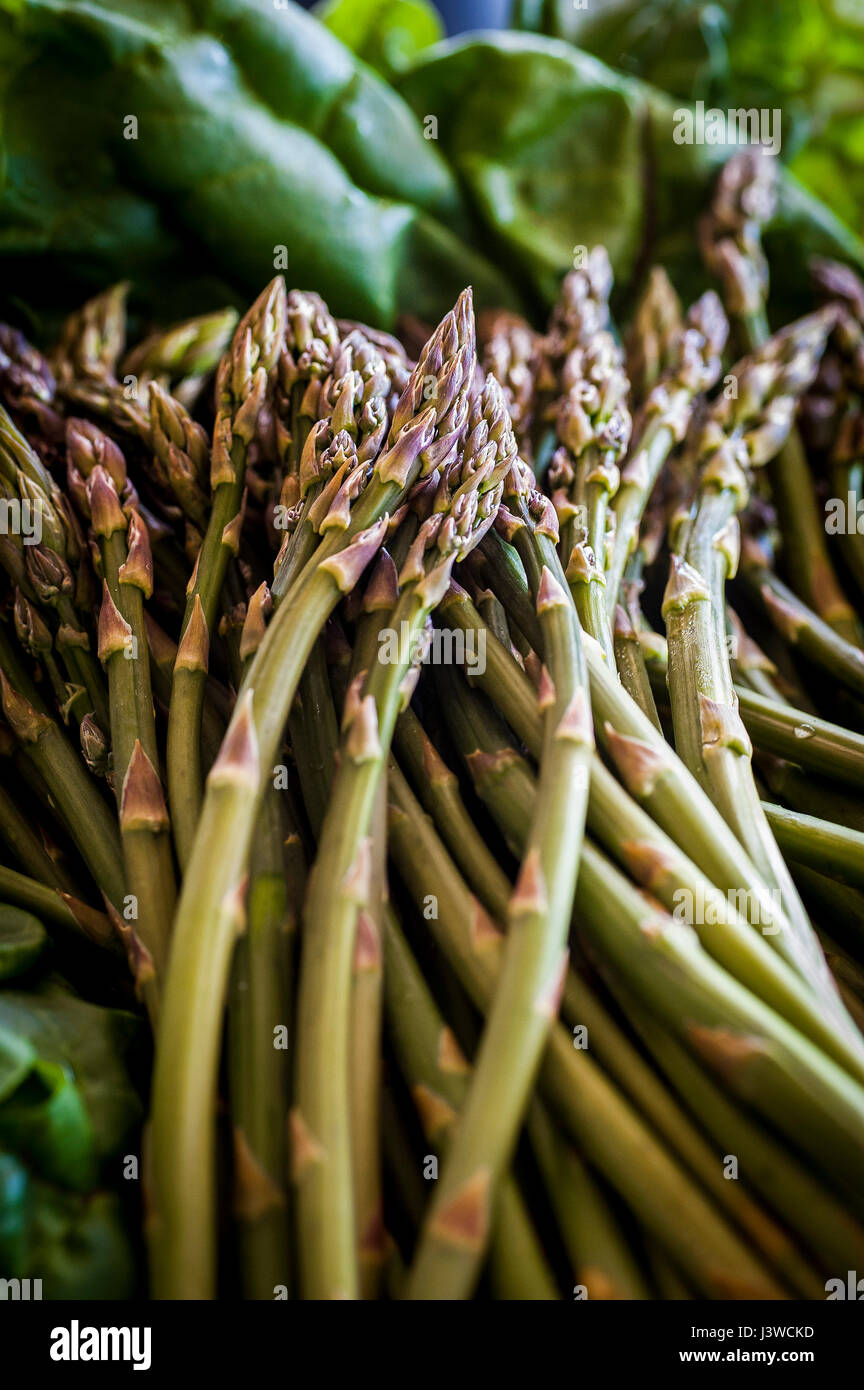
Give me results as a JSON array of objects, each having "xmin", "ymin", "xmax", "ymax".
[
  {"xmin": 397, "ymin": 32, "xmax": 864, "ymax": 318},
  {"xmin": 0, "ymin": 978, "xmax": 143, "ymax": 1174},
  {"xmin": 0, "ymin": 0, "xmax": 517, "ymax": 327},
  {"xmin": 0, "ymin": 1151, "xmax": 136, "ymax": 1299},
  {"xmin": 0, "ymin": 1026, "xmax": 95, "ymax": 1189},
  {"xmin": 0, "ymin": 906, "xmax": 46, "ymax": 981},
  {"xmin": 513, "ymin": 0, "xmax": 864, "ymax": 233},
  {"xmin": 315, "ymin": 0, "xmax": 443, "ymax": 81}
]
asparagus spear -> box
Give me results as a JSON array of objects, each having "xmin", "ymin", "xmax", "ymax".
[
  {"xmin": 149, "ymin": 291, "xmax": 476, "ymax": 1299},
  {"xmin": 663, "ymin": 308, "xmax": 848, "ymax": 1012},
  {"xmin": 739, "ymin": 536, "xmax": 864, "ymax": 701},
  {"xmin": 642, "ymin": 627, "xmax": 864, "ymax": 788},
  {"xmin": 624, "ymin": 267, "xmax": 684, "ymax": 406},
  {"xmin": 228, "ymin": 787, "xmax": 299, "ymax": 1300},
  {"xmin": 0, "ymin": 663, "xmax": 124, "ymax": 915},
  {"xmin": 605, "ymin": 290, "xmax": 728, "ymax": 612},
  {"xmin": 385, "ymin": 762, "xmax": 784, "ymax": 1297},
  {"xmin": 295, "ymin": 374, "xmax": 511, "ymax": 1299},
  {"xmin": 69, "ymin": 422, "xmax": 176, "ymax": 983},
  {"xmin": 0, "ymin": 863, "xmax": 111, "ymax": 947},
  {"xmin": 620, "ymin": 990, "xmax": 864, "ymax": 1276},
  {"xmin": 0, "ymin": 406, "xmax": 108, "ymax": 727},
  {"xmin": 764, "ymin": 802, "xmax": 864, "ymax": 891},
  {"xmin": 447, "ymin": 552, "xmax": 818, "ymax": 961},
  {"xmin": 527, "ymin": 1103, "xmax": 649, "ymax": 1300},
  {"xmin": 406, "ymin": 449, "xmax": 592, "ymax": 1299},
  {"xmin": 396, "ymin": 681, "xmax": 819, "ymax": 1288},
  {"xmin": 381, "ymin": 906, "xmax": 559, "ymax": 1301},
  {"xmin": 701, "ymin": 149, "xmax": 862, "ymax": 645},
  {"xmin": 167, "ymin": 277, "xmax": 287, "ymax": 868}
]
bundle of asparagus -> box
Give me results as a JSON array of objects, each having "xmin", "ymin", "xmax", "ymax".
[{"xmin": 2, "ymin": 151, "xmax": 864, "ymax": 1303}]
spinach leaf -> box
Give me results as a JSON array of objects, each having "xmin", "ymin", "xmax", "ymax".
[
  {"xmin": 0, "ymin": 1151, "xmax": 136, "ymax": 1299},
  {"xmin": 512, "ymin": 0, "xmax": 864, "ymax": 234},
  {"xmin": 315, "ymin": 0, "xmax": 444, "ymax": 82},
  {"xmin": 0, "ymin": 1025, "xmax": 95, "ymax": 1189},
  {"xmin": 0, "ymin": 0, "xmax": 518, "ymax": 327},
  {"xmin": 398, "ymin": 32, "xmax": 864, "ymax": 318},
  {"xmin": 0, "ymin": 977, "xmax": 143, "ymax": 1175}
]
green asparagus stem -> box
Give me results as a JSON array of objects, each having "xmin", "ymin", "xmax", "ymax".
[
  {"xmin": 406, "ymin": 467, "xmax": 592, "ymax": 1299},
  {"xmin": 642, "ymin": 625, "xmax": 864, "ymax": 789},
  {"xmin": 623, "ymin": 267, "xmax": 683, "ymax": 404},
  {"xmin": 527, "ymin": 1102, "xmax": 649, "ymax": 1300},
  {"xmin": 621, "ymin": 989, "xmax": 864, "ymax": 1276},
  {"xmin": 167, "ymin": 278, "xmax": 287, "ymax": 868},
  {"xmin": 574, "ymin": 842, "xmax": 864, "ymax": 1208},
  {"xmin": 228, "ymin": 786, "xmax": 298, "ymax": 1300},
  {"xmin": 605, "ymin": 290, "xmax": 728, "ymax": 612},
  {"xmin": 0, "ymin": 778, "xmax": 78, "ymax": 894},
  {"xmin": 438, "ymin": 663, "xmax": 864, "ymax": 1210},
  {"xmin": 385, "ymin": 763, "xmax": 784, "ymax": 1298},
  {"xmin": 444, "ymin": 555, "xmax": 827, "ymax": 965},
  {"xmin": 0, "ymin": 670, "xmax": 124, "ymax": 912},
  {"xmin": 701, "ymin": 149, "xmax": 862, "ymax": 644},
  {"xmin": 663, "ymin": 309, "xmax": 849, "ymax": 1015},
  {"xmin": 0, "ymin": 863, "xmax": 112, "ymax": 949},
  {"xmin": 295, "ymin": 374, "xmax": 510, "ymax": 1299},
  {"xmin": 765, "ymin": 802, "xmax": 864, "ymax": 891},
  {"xmin": 69, "ymin": 423, "xmax": 175, "ymax": 996},
  {"xmin": 150, "ymin": 291, "xmax": 476, "ymax": 1299},
  {"xmin": 740, "ymin": 537, "xmax": 864, "ymax": 701},
  {"xmin": 381, "ymin": 907, "xmax": 559, "ymax": 1301}
]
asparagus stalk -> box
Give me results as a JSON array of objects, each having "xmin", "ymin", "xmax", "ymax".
[
  {"xmin": 641, "ymin": 625, "xmax": 864, "ymax": 789},
  {"xmin": 0, "ymin": 407, "xmax": 109, "ymax": 728},
  {"xmin": 149, "ymin": 291, "xmax": 476, "ymax": 1299},
  {"xmin": 605, "ymin": 290, "xmax": 728, "ymax": 612},
  {"xmin": 0, "ymin": 670, "xmax": 124, "ymax": 912},
  {"xmin": 740, "ymin": 537, "xmax": 864, "ymax": 701},
  {"xmin": 620, "ymin": 989, "xmax": 864, "ymax": 1276},
  {"xmin": 663, "ymin": 308, "xmax": 847, "ymax": 1011},
  {"xmin": 167, "ymin": 278, "xmax": 287, "ymax": 868},
  {"xmin": 381, "ymin": 906, "xmax": 559, "ymax": 1301},
  {"xmin": 385, "ymin": 763, "xmax": 784, "ymax": 1297},
  {"xmin": 69, "ymin": 422, "xmax": 175, "ymax": 994},
  {"xmin": 623, "ymin": 267, "xmax": 684, "ymax": 405},
  {"xmin": 527, "ymin": 1103, "xmax": 649, "ymax": 1300},
  {"xmin": 445, "ymin": 553, "xmax": 821, "ymax": 960},
  {"xmin": 764, "ymin": 802, "xmax": 864, "ymax": 891},
  {"xmin": 701, "ymin": 149, "xmax": 862, "ymax": 644},
  {"xmin": 0, "ymin": 863, "xmax": 112, "ymax": 948},
  {"xmin": 0, "ymin": 777, "xmax": 79, "ymax": 894},
  {"xmin": 228, "ymin": 786, "xmax": 299, "ymax": 1300},
  {"xmin": 406, "ymin": 456, "xmax": 592, "ymax": 1299},
  {"xmin": 574, "ymin": 841, "xmax": 864, "ymax": 1206},
  {"xmin": 295, "ymin": 374, "xmax": 510, "ymax": 1299}
]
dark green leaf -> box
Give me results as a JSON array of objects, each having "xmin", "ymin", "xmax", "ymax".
[
  {"xmin": 0, "ymin": 1151, "xmax": 136, "ymax": 1299},
  {"xmin": 513, "ymin": 0, "xmax": 864, "ymax": 234},
  {"xmin": 0, "ymin": 0, "xmax": 518, "ymax": 327},
  {"xmin": 0, "ymin": 1025, "xmax": 95, "ymax": 1189},
  {"xmin": 0, "ymin": 978, "xmax": 143, "ymax": 1175},
  {"xmin": 398, "ymin": 33, "xmax": 864, "ymax": 318},
  {"xmin": 0, "ymin": 905, "xmax": 46, "ymax": 980}
]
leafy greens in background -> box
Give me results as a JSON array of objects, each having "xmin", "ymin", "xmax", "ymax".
[
  {"xmin": 0, "ymin": 973, "xmax": 143, "ymax": 1296},
  {"xmin": 0, "ymin": 1151, "xmax": 137, "ymax": 1298},
  {"xmin": 397, "ymin": 31, "xmax": 864, "ymax": 323},
  {"xmin": 0, "ymin": 0, "xmax": 516, "ymax": 329},
  {"xmin": 513, "ymin": 0, "xmax": 864, "ymax": 235},
  {"xmin": 315, "ymin": 0, "xmax": 444, "ymax": 82},
  {"xmin": 0, "ymin": 0, "xmax": 861, "ymax": 333}
]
